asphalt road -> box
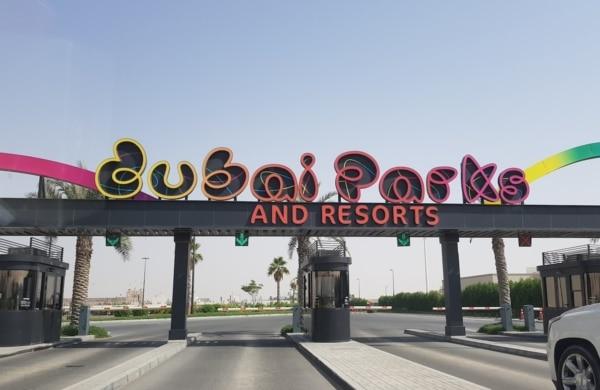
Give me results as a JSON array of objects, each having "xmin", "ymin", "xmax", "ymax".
[{"xmin": 0, "ymin": 313, "xmax": 553, "ymax": 390}]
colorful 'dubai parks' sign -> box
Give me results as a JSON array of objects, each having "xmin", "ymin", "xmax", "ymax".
[{"xmin": 94, "ymin": 138, "xmax": 530, "ymax": 208}]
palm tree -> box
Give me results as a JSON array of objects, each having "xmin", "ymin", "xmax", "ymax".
[
  {"xmin": 188, "ymin": 237, "xmax": 203, "ymax": 314},
  {"xmin": 288, "ymin": 191, "xmax": 337, "ymax": 305},
  {"xmin": 289, "ymin": 277, "xmax": 298, "ymax": 304},
  {"xmin": 29, "ymin": 172, "xmax": 132, "ymax": 326},
  {"xmin": 268, "ymin": 257, "xmax": 289, "ymax": 304},
  {"xmin": 492, "ymin": 237, "xmax": 511, "ymax": 308}
]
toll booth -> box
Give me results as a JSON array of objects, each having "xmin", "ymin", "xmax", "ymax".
[
  {"xmin": 538, "ymin": 244, "xmax": 600, "ymax": 333},
  {"xmin": 0, "ymin": 238, "xmax": 68, "ymax": 346},
  {"xmin": 301, "ymin": 239, "xmax": 351, "ymax": 342}
]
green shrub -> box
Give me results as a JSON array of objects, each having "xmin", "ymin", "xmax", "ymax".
[
  {"xmin": 114, "ymin": 309, "xmax": 131, "ymax": 317},
  {"xmin": 89, "ymin": 326, "xmax": 110, "ymax": 338},
  {"xmin": 132, "ymin": 309, "xmax": 148, "ymax": 317},
  {"xmin": 61, "ymin": 324, "xmax": 78, "ymax": 336},
  {"xmin": 478, "ymin": 323, "xmax": 504, "ymax": 334},
  {"xmin": 196, "ymin": 304, "xmax": 220, "ymax": 313},
  {"xmin": 280, "ymin": 324, "xmax": 294, "ymax": 336},
  {"xmin": 510, "ymin": 278, "xmax": 542, "ymax": 317},
  {"xmin": 462, "ymin": 283, "xmax": 499, "ymax": 307},
  {"xmin": 350, "ymin": 297, "xmax": 368, "ymax": 306},
  {"xmin": 379, "ymin": 291, "xmax": 445, "ymax": 312}
]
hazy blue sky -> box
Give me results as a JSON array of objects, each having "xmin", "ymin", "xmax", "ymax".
[{"xmin": 1, "ymin": 1, "xmax": 599, "ymax": 303}]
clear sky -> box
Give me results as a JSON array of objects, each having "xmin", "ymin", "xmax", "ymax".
[{"xmin": 1, "ymin": 1, "xmax": 599, "ymax": 303}]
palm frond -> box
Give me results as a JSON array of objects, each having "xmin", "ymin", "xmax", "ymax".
[
  {"xmin": 114, "ymin": 235, "xmax": 132, "ymax": 261},
  {"xmin": 287, "ymin": 236, "xmax": 298, "ymax": 259},
  {"xmin": 318, "ymin": 191, "xmax": 338, "ymax": 203}
]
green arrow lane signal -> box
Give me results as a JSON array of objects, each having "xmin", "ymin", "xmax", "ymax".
[
  {"xmin": 396, "ymin": 233, "xmax": 410, "ymax": 247},
  {"xmin": 235, "ymin": 231, "xmax": 249, "ymax": 246},
  {"xmin": 105, "ymin": 232, "xmax": 121, "ymax": 247}
]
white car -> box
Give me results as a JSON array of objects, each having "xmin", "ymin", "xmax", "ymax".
[{"xmin": 548, "ymin": 304, "xmax": 600, "ymax": 389}]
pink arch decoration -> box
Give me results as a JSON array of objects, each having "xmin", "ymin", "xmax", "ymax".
[{"xmin": 0, "ymin": 152, "xmax": 155, "ymax": 200}]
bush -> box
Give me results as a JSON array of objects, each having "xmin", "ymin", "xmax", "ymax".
[
  {"xmin": 478, "ymin": 322, "xmax": 529, "ymax": 334},
  {"xmin": 61, "ymin": 324, "xmax": 110, "ymax": 338},
  {"xmin": 195, "ymin": 304, "xmax": 220, "ymax": 313},
  {"xmin": 61, "ymin": 324, "xmax": 78, "ymax": 336},
  {"xmin": 280, "ymin": 324, "xmax": 294, "ymax": 336},
  {"xmin": 379, "ymin": 291, "xmax": 445, "ymax": 312},
  {"xmin": 350, "ymin": 297, "xmax": 368, "ymax": 306},
  {"xmin": 114, "ymin": 309, "xmax": 131, "ymax": 317},
  {"xmin": 89, "ymin": 326, "xmax": 110, "ymax": 338},
  {"xmin": 132, "ymin": 309, "xmax": 148, "ymax": 317},
  {"xmin": 462, "ymin": 283, "xmax": 499, "ymax": 307},
  {"xmin": 510, "ymin": 278, "xmax": 542, "ymax": 317}
]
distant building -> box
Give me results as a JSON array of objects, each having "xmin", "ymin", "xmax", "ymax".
[{"xmin": 442, "ymin": 272, "xmax": 539, "ymax": 291}]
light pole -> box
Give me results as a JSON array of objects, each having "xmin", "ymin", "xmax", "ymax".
[
  {"xmin": 356, "ymin": 278, "xmax": 361, "ymax": 299},
  {"xmin": 423, "ymin": 238, "xmax": 429, "ymax": 293},
  {"xmin": 141, "ymin": 257, "xmax": 149, "ymax": 308},
  {"xmin": 389, "ymin": 269, "xmax": 395, "ymax": 296}
]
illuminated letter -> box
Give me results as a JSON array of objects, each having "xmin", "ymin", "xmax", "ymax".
[
  {"xmin": 334, "ymin": 151, "xmax": 380, "ymax": 202},
  {"xmin": 379, "ymin": 167, "xmax": 424, "ymax": 203},
  {"xmin": 355, "ymin": 205, "xmax": 370, "ymax": 225},
  {"xmin": 425, "ymin": 206, "xmax": 440, "ymax": 226},
  {"xmin": 272, "ymin": 204, "xmax": 289, "ymax": 224},
  {"xmin": 251, "ymin": 164, "xmax": 298, "ymax": 202},
  {"xmin": 426, "ymin": 167, "xmax": 457, "ymax": 203},
  {"xmin": 250, "ymin": 204, "xmax": 268, "ymax": 224},
  {"xmin": 321, "ymin": 204, "xmax": 336, "ymax": 225},
  {"xmin": 292, "ymin": 205, "xmax": 308, "ymax": 225},
  {"xmin": 148, "ymin": 161, "xmax": 197, "ymax": 200},
  {"xmin": 392, "ymin": 206, "xmax": 408, "ymax": 225},
  {"xmin": 372, "ymin": 205, "xmax": 390, "ymax": 225},
  {"xmin": 202, "ymin": 147, "xmax": 249, "ymax": 201},
  {"xmin": 410, "ymin": 205, "xmax": 424, "ymax": 225},
  {"xmin": 338, "ymin": 205, "xmax": 352, "ymax": 225},
  {"xmin": 95, "ymin": 138, "xmax": 147, "ymax": 199}
]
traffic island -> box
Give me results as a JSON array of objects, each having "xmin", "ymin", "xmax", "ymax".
[
  {"xmin": 404, "ymin": 329, "xmax": 547, "ymax": 360},
  {"xmin": 0, "ymin": 336, "xmax": 95, "ymax": 359},
  {"xmin": 62, "ymin": 333, "xmax": 200, "ymax": 390},
  {"xmin": 286, "ymin": 333, "xmax": 489, "ymax": 389}
]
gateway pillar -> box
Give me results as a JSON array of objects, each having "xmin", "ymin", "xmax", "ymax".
[
  {"xmin": 169, "ymin": 228, "xmax": 192, "ymax": 340},
  {"xmin": 440, "ymin": 231, "xmax": 465, "ymax": 336}
]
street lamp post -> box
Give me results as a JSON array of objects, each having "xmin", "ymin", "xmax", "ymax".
[
  {"xmin": 389, "ymin": 269, "xmax": 395, "ymax": 296},
  {"xmin": 356, "ymin": 278, "xmax": 361, "ymax": 299},
  {"xmin": 423, "ymin": 238, "xmax": 429, "ymax": 293},
  {"xmin": 141, "ymin": 257, "xmax": 149, "ymax": 308}
]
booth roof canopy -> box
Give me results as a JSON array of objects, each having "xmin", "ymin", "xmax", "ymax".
[{"xmin": 0, "ymin": 198, "xmax": 600, "ymax": 238}]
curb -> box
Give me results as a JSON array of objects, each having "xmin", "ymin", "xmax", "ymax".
[
  {"xmin": 404, "ymin": 329, "xmax": 547, "ymax": 361},
  {"xmin": 0, "ymin": 336, "xmax": 94, "ymax": 359},
  {"xmin": 62, "ymin": 333, "xmax": 198, "ymax": 390},
  {"xmin": 499, "ymin": 331, "xmax": 546, "ymax": 340},
  {"xmin": 285, "ymin": 333, "xmax": 352, "ymax": 390}
]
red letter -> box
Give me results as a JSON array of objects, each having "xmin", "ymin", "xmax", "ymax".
[
  {"xmin": 321, "ymin": 204, "xmax": 336, "ymax": 225},
  {"xmin": 372, "ymin": 205, "xmax": 390, "ymax": 225},
  {"xmin": 410, "ymin": 205, "xmax": 424, "ymax": 225},
  {"xmin": 272, "ymin": 205, "xmax": 288, "ymax": 224},
  {"xmin": 425, "ymin": 206, "xmax": 440, "ymax": 226},
  {"xmin": 338, "ymin": 205, "xmax": 352, "ymax": 225},
  {"xmin": 250, "ymin": 204, "xmax": 268, "ymax": 224},
  {"xmin": 392, "ymin": 206, "xmax": 408, "ymax": 225},
  {"xmin": 292, "ymin": 205, "xmax": 308, "ymax": 225},
  {"xmin": 355, "ymin": 205, "xmax": 369, "ymax": 225}
]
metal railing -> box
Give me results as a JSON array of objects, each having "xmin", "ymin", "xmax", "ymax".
[
  {"xmin": 308, "ymin": 239, "xmax": 347, "ymax": 258},
  {"xmin": 0, "ymin": 237, "xmax": 64, "ymax": 262},
  {"xmin": 542, "ymin": 244, "xmax": 600, "ymax": 265}
]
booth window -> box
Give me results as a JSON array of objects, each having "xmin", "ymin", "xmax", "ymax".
[
  {"xmin": 44, "ymin": 274, "xmax": 62, "ymax": 310},
  {"xmin": 0, "ymin": 270, "xmax": 36, "ymax": 310},
  {"xmin": 311, "ymin": 271, "xmax": 348, "ymax": 309},
  {"xmin": 545, "ymin": 276, "xmax": 556, "ymax": 308},
  {"xmin": 571, "ymin": 275, "xmax": 583, "ymax": 307},
  {"xmin": 557, "ymin": 276, "xmax": 568, "ymax": 308},
  {"xmin": 587, "ymin": 273, "xmax": 600, "ymax": 305}
]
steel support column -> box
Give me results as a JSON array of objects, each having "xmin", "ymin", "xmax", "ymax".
[
  {"xmin": 169, "ymin": 228, "xmax": 191, "ymax": 340},
  {"xmin": 440, "ymin": 231, "xmax": 465, "ymax": 336}
]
